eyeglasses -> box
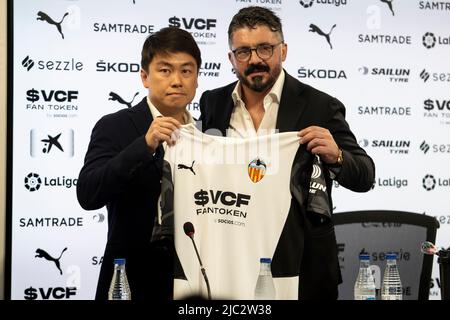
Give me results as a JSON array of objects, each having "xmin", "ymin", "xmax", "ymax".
[{"xmin": 231, "ymin": 42, "xmax": 283, "ymax": 62}]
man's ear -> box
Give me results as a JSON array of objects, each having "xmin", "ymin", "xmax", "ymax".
[{"xmin": 140, "ymin": 69, "xmax": 150, "ymax": 88}]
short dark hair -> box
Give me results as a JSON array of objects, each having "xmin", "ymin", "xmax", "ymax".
[
  {"xmin": 141, "ymin": 27, "xmax": 202, "ymax": 71},
  {"xmin": 228, "ymin": 6, "xmax": 284, "ymax": 46}
]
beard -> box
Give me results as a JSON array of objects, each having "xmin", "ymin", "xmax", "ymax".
[{"xmin": 235, "ymin": 63, "xmax": 282, "ymax": 93}]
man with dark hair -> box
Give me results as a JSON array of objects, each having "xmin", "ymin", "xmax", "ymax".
[
  {"xmin": 77, "ymin": 27, "xmax": 201, "ymax": 300},
  {"xmin": 200, "ymin": 6, "xmax": 375, "ymax": 299}
]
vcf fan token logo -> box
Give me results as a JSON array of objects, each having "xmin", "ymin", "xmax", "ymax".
[
  {"xmin": 248, "ymin": 158, "xmax": 266, "ymax": 183},
  {"xmin": 24, "ymin": 173, "xmax": 42, "ymax": 192},
  {"xmin": 422, "ymin": 174, "xmax": 436, "ymax": 191},
  {"xmin": 423, "ymin": 32, "xmax": 437, "ymax": 49}
]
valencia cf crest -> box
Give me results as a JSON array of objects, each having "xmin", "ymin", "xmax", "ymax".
[{"xmin": 248, "ymin": 158, "xmax": 266, "ymax": 183}]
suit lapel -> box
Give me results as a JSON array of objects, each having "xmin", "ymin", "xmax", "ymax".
[
  {"xmin": 276, "ymin": 73, "xmax": 307, "ymax": 133},
  {"xmin": 129, "ymin": 97, "xmax": 153, "ymax": 136}
]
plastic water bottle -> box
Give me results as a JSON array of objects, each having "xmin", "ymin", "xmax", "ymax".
[
  {"xmin": 381, "ymin": 253, "xmax": 402, "ymax": 300},
  {"xmin": 354, "ymin": 253, "xmax": 376, "ymax": 300},
  {"xmin": 254, "ymin": 258, "xmax": 276, "ymax": 300},
  {"xmin": 108, "ymin": 258, "xmax": 131, "ymax": 300}
]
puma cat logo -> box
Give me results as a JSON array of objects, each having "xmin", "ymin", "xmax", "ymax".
[
  {"xmin": 178, "ymin": 161, "xmax": 196, "ymax": 175},
  {"xmin": 109, "ymin": 92, "xmax": 139, "ymax": 108},
  {"xmin": 35, "ymin": 247, "xmax": 67, "ymax": 275},
  {"xmin": 309, "ymin": 23, "xmax": 336, "ymax": 49},
  {"xmin": 380, "ymin": 0, "xmax": 395, "ymax": 16},
  {"xmin": 36, "ymin": 11, "xmax": 69, "ymax": 39}
]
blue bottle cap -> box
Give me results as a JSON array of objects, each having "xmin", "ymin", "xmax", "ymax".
[
  {"xmin": 114, "ymin": 258, "xmax": 126, "ymax": 265},
  {"xmin": 386, "ymin": 253, "xmax": 397, "ymax": 260},
  {"xmin": 260, "ymin": 258, "xmax": 272, "ymax": 263},
  {"xmin": 359, "ymin": 253, "xmax": 370, "ymax": 261}
]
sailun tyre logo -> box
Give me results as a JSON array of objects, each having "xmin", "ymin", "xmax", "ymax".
[
  {"xmin": 248, "ymin": 158, "xmax": 266, "ymax": 183},
  {"xmin": 422, "ymin": 174, "xmax": 436, "ymax": 191},
  {"xmin": 25, "ymin": 173, "xmax": 42, "ymax": 192},
  {"xmin": 423, "ymin": 32, "xmax": 436, "ymax": 49},
  {"xmin": 311, "ymin": 164, "xmax": 322, "ymax": 179}
]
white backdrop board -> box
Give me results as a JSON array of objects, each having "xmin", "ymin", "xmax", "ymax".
[{"xmin": 7, "ymin": 0, "xmax": 450, "ymax": 299}]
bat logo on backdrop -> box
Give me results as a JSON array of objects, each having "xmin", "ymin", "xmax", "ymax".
[
  {"xmin": 35, "ymin": 247, "xmax": 67, "ymax": 275},
  {"xmin": 309, "ymin": 24, "xmax": 336, "ymax": 49},
  {"xmin": 248, "ymin": 158, "xmax": 266, "ymax": 183},
  {"xmin": 109, "ymin": 92, "xmax": 139, "ymax": 108},
  {"xmin": 36, "ymin": 11, "xmax": 69, "ymax": 39},
  {"xmin": 178, "ymin": 161, "xmax": 196, "ymax": 175},
  {"xmin": 380, "ymin": 0, "xmax": 395, "ymax": 16}
]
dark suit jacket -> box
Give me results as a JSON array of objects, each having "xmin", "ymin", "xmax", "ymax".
[
  {"xmin": 77, "ymin": 98, "xmax": 172, "ymax": 300},
  {"xmin": 199, "ymin": 72, "xmax": 375, "ymax": 299}
]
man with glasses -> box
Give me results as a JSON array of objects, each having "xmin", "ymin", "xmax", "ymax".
[{"xmin": 199, "ymin": 6, "xmax": 375, "ymax": 299}]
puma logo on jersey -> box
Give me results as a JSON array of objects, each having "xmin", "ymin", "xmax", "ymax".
[{"xmin": 178, "ymin": 161, "xmax": 196, "ymax": 175}]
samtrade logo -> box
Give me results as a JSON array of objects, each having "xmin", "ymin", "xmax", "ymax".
[
  {"xmin": 36, "ymin": 11, "xmax": 69, "ymax": 39},
  {"xmin": 423, "ymin": 32, "xmax": 437, "ymax": 49},
  {"xmin": 24, "ymin": 173, "xmax": 42, "ymax": 192},
  {"xmin": 422, "ymin": 174, "xmax": 436, "ymax": 190}
]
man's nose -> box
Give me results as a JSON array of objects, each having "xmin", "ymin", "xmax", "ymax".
[
  {"xmin": 171, "ymin": 71, "xmax": 183, "ymax": 87},
  {"xmin": 248, "ymin": 49, "xmax": 263, "ymax": 64}
]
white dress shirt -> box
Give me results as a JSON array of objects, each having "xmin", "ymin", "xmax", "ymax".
[{"xmin": 228, "ymin": 70, "xmax": 285, "ymax": 138}]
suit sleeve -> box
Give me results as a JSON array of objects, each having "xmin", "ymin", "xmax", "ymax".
[
  {"xmin": 76, "ymin": 114, "xmax": 157, "ymax": 210},
  {"xmin": 327, "ymin": 98, "xmax": 375, "ymax": 192}
]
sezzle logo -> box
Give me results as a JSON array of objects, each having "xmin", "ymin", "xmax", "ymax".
[
  {"xmin": 24, "ymin": 172, "xmax": 77, "ymax": 191},
  {"xmin": 298, "ymin": 67, "xmax": 347, "ymax": 79},
  {"xmin": 420, "ymin": 69, "xmax": 450, "ymax": 83},
  {"xmin": 420, "ymin": 141, "xmax": 431, "ymax": 154},
  {"xmin": 22, "ymin": 56, "xmax": 35, "ymax": 71},
  {"xmin": 419, "ymin": 141, "xmax": 450, "ymax": 154},
  {"xmin": 359, "ymin": 66, "xmax": 409, "ymax": 83},
  {"xmin": 35, "ymin": 247, "xmax": 67, "ymax": 275},
  {"xmin": 309, "ymin": 24, "xmax": 336, "ymax": 49},
  {"xmin": 299, "ymin": 0, "xmax": 347, "ymax": 8},
  {"xmin": 36, "ymin": 11, "xmax": 69, "ymax": 39},
  {"xmin": 109, "ymin": 91, "xmax": 139, "ymax": 108},
  {"xmin": 420, "ymin": 69, "xmax": 430, "ymax": 82},
  {"xmin": 21, "ymin": 56, "xmax": 83, "ymax": 72}
]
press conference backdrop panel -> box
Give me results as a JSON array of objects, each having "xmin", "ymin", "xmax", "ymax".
[{"xmin": 7, "ymin": 0, "xmax": 450, "ymax": 299}]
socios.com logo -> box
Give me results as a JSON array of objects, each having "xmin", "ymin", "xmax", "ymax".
[
  {"xmin": 24, "ymin": 173, "xmax": 42, "ymax": 192},
  {"xmin": 422, "ymin": 174, "xmax": 436, "ymax": 191}
]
